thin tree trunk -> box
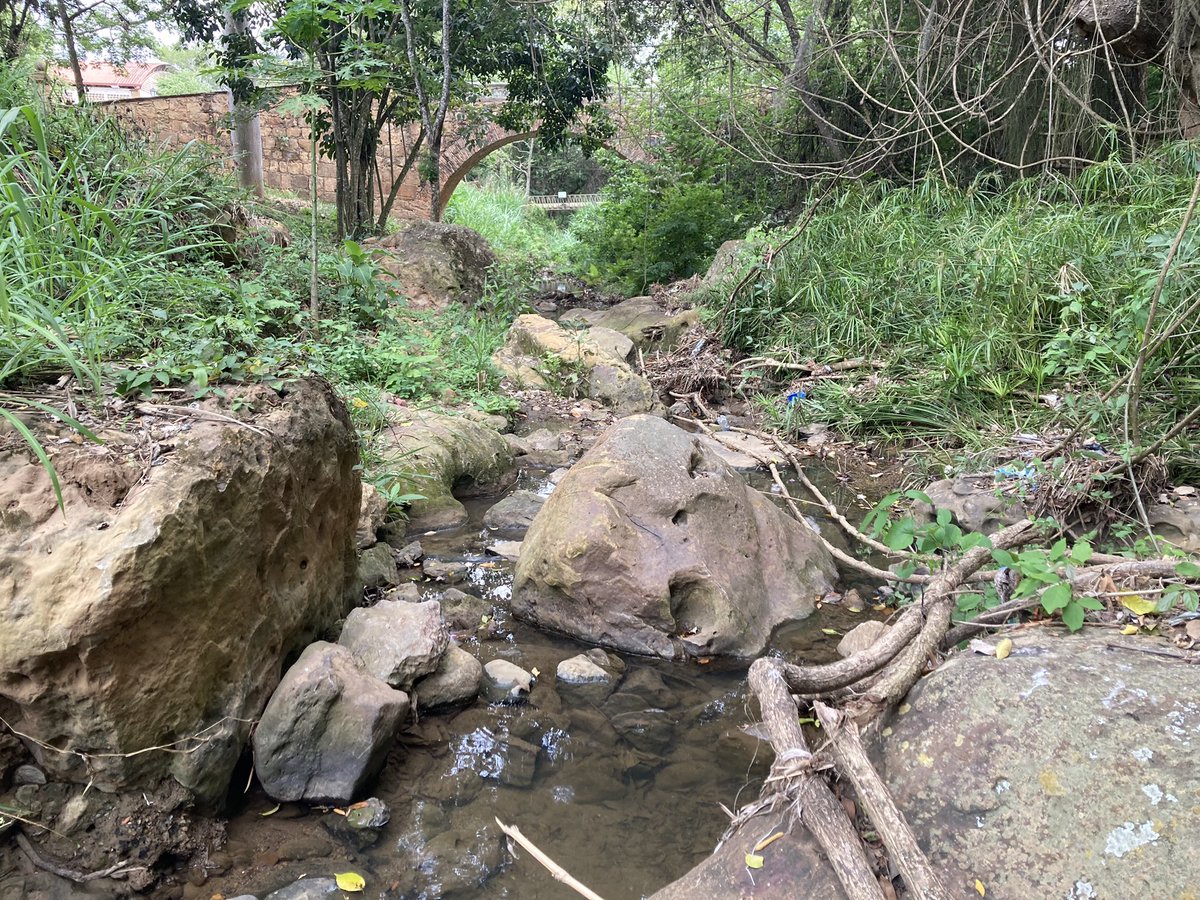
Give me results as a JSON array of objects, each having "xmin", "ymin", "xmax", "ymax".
[
  {"xmin": 56, "ymin": 0, "xmax": 85, "ymax": 104},
  {"xmin": 224, "ymin": 10, "xmax": 264, "ymax": 197}
]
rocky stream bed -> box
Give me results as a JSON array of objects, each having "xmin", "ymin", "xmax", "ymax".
[{"xmin": 3, "ymin": 266, "xmax": 1200, "ymax": 899}]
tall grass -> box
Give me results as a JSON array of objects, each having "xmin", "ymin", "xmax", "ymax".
[
  {"xmin": 443, "ymin": 178, "xmax": 578, "ymax": 266},
  {"xmin": 704, "ymin": 149, "xmax": 1200, "ymax": 467}
]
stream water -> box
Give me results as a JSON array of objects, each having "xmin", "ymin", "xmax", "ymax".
[{"xmin": 204, "ymin": 461, "xmax": 881, "ymax": 900}]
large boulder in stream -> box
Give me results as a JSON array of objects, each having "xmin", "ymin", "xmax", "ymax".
[
  {"xmin": 252, "ymin": 642, "xmax": 409, "ymax": 803},
  {"xmin": 364, "ymin": 221, "xmax": 496, "ymax": 310},
  {"xmin": 0, "ymin": 379, "xmax": 360, "ymax": 807},
  {"xmin": 492, "ymin": 314, "xmax": 656, "ymax": 415},
  {"xmin": 654, "ymin": 629, "xmax": 1200, "ymax": 898},
  {"xmin": 375, "ymin": 409, "xmax": 514, "ymax": 532},
  {"xmin": 512, "ymin": 415, "xmax": 836, "ymax": 657},
  {"xmin": 559, "ymin": 296, "xmax": 699, "ymax": 350}
]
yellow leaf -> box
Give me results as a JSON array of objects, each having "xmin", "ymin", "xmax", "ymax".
[
  {"xmin": 754, "ymin": 832, "xmax": 785, "ymax": 852},
  {"xmin": 259, "ymin": 804, "xmax": 280, "ymax": 817},
  {"xmin": 335, "ymin": 872, "xmax": 366, "ymax": 892},
  {"xmin": 1120, "ymin": 595, "xmax": 1157, "ymax": 616},
  {"xmin": 975, "ymin": 879, "xmax": 986, "ymax": 896},
  {"xmin": 744, "ymin": 853, "xmax": 764, "ymax": 869},
  {"xmin": 995, "ymin": 639, "xmax": 1013, "ymax": 660},
  {"xmin": 1120, "ymin": 624, "xmax": 1139, "ymax": 635}
]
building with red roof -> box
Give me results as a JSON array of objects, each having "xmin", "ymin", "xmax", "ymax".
[{"xmin": 52, "ymin": 61, "xmax": 169, "ymax": 103}]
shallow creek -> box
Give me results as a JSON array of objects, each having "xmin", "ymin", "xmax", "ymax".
[{"xmin": 205, "ymin": 463, "xmax": 880, "ymax": 900}]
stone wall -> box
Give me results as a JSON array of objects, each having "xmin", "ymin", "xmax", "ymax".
[
  {"xmin": 100, "ymin": 90, "xmax": 501, "ymax": 220},
  {"xmin": 100, "ymin": 90, "xmax": 644, "ymax": 221}
]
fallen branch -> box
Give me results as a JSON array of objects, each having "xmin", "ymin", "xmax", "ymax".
[
  {"xmin": 494, "ymin": 818, "xmax": 607, "ymax": 900},
  {"xmin": 813, "ymin": 702, "xmax": 953, "ymax": 900},
  {"xmin": 16, "ymin": 833, "xmax": 145, "ymax": 883},
  {"xmin": 747, "ymin": 658, "xmax": 885, "ymax": 900}
]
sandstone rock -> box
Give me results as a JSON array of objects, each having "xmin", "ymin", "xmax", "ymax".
[
  {"xmin": 661, "ymin": 631, "xmax": 1200, "ymax": 898},
  {"xmin": 649, "ymin": 810, "xmax": 842, "ymax": 899},
  {"xmin": 919, "ymin": 476, "xmax": 1199, "ymax": 550},
  {"xmin": 1146, "ymin": 496, "xmax": 1200, "ymax": 552},
  {"xmin": 699, "ymin": 239, "xmax": 749, "ymax": 288},
  {"xmin": 252, "ymin": 642, "xmax": 408, "ymax": 804},
  {"xmin": 421, "ymin": 558, "xmax": 469, "ymax": 583},
  {"xmin": 485, "ymin": 540, "xmax": 522, "ymax": 562},
  {"xmin": 482, "ymin": 659, "xmax": 534, "ymax": 703},
  {"xmin": 265, "ymin": 877, "xmax": 341, "ymax": 900},
  {"xmin": 494, "ymin": 733, "xmax": 540, "ymax": 787},
  {"xmin": 437, "ymin": 588, "xmax": 492, "ymax": 631},
  {"xmin": 836, "ymin": 620, "xmax": 891, "ymax": 658},
  {"xmin": 513, "ymin": 416, "xmax": 836, "ymax": 658},
  {"xmin": 393, "ymin": 540, "xmax": 423, "ymax": 567},
  {"xmin": 356, "ymin": 483, "xmax": 387, "ymax": 549},
  {"xmin": 695, "ymin": 430, "xmax": 785, "ymax": 469},
  {"xmin": 881, "ymin": 629, "xmax": 1200, "ymax": 898},
  {"xmin": 355, "ymin": 543, "xmax": 399, "ymax": 590},
  {"xmin": 916, "ymin": 476, "xmax": 1026, "ymax": 533},
  {"xmin": 365, "ymin": 222, "xmax": 496, "ymax": 310},
  {"xmin": 492, "ymin": 314, "xmax": 655, "ymax": 415},
  {"xmin": 338, "ymin": 599, "xmax": 448, "ymax": 689},
  {"xmin": 482, "ymin": 489, "xmax": 545, "ymax": 535},
  {"xmin": 556, "ymin": 654, "xmax": 612, "ymax": 685},
  {"xmin": 374, "ymin": 409, "xmax": 513, "ymax": 533},
  {"xmin": 559, "ymin": 296, "xmax": 699, "ymax": 350},
  {"xmin": 413, "ymin": 643, "xmax": 482, "ymax": 710},
  {"xmin": 0, "ymin": 379, "xmax": 359, "ymax": 806},
  {"xmin": 13, "ymin": 765, "xmax": 45, "ymax": 786}
]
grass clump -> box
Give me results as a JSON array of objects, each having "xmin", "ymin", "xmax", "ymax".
[{"xmin": 702, "ymin": 150, "xmax": 1200, "ymax": 474}]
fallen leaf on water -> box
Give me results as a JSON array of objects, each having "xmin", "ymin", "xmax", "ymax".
[
  {"xmin": 821, "ymin": 628, "xmax": 840, "ymax": 636},
  {"xmin": 260, "ymin": 804, "xmax": 280, "ymax": 817},
  {"xmin": 335, "ymin": 872, "xmax": 366, "ymax": 892},
  {"xmin": 530, "ymin": 667, "xmax": 541, "ymax": 678},
  {"xmin": 995, "ymin": 638, "xmax": 1013, "ymax": 660},
  {"xmin": 847, "ymin": 606, "xmax": 864, "ymax": 613},
  {"xmin": 744, "ymin": 853, "xmax": 764, "ymax": 869},
  {"xmin": 696, "ymin": 657, "xmax": 711, "ymax": 665},
  {"xmin": 1120, "ymin": 624, "xmax": 1139, "ymax": 636},
  {"xmin": 1121, "ymin": 595, "xmax": 1157, "ymax": 616},
  {"xmin": 974, "ymin": 879, "xmax": 986, "ymax": 896}
]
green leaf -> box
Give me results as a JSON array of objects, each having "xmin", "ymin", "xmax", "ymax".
[
  {"xmin": 1061, "ymin": 601, "xmax": 1085, "ymax": 632},
  {"xmin": 884, "ymin": 518, "xmax": 917, "ymax": 551},
  {"xmin": 1176, "ymin": 561, "xmax": 1200, "ymax": 579},
  {"xmin": 1041, "ymin": 582, "xmax": 1072, "ymax": 613},
  {"xmin": 1070, "ymin": 541, "xmax": 1093, "ymax": 565},
  {"xmin": 991, "ymin": 549, "xmax": 1016, "ymax": 567}
]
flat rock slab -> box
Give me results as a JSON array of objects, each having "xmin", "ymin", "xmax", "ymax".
[
  {"xmin": 877, "ymin": 629, "xmax": 1200, "ymax": 898},
  {"xmin": 253, "ymin": 642, "xmax": 409, "ymax": 804},
  {"xmin": 559, "ymin": 296, "xmax": 699, "ymax": 350}
]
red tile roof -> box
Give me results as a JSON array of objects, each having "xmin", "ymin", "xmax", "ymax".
[{"xmin": 51, "ymin": 61, "xmax": 167, "ymax": 89}]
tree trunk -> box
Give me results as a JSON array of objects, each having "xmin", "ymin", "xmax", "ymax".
[
  {"xmin": 56, "ymin": 0, "xmax": 85, "ymax": 104},
  {"xmin": 224, "ymin": 10, "xmax": 264, "ymax": 197}
]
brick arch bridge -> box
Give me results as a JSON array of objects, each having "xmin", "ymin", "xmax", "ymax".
[{"xmin": 99, "ymin": 88, "xmax": 646, "ymax": 222}]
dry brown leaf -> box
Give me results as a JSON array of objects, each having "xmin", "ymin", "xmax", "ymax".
[{"xmin": 1186, "ymin": 620, "xmax": 1200, "ymax": 641}]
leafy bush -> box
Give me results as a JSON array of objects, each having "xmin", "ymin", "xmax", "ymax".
[{"xmin": 570, "ymin": 156, "xmax": 745, "ymax": 293}]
